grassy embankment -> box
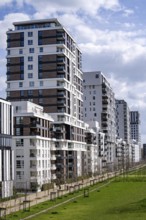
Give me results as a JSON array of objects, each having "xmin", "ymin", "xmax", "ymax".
[{"xmin": 7, "ymin": 166, "xmax": 146, "ymax": 220}]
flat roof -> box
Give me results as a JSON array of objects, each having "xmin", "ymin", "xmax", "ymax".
[{"xmin": 13, "ymin": 18, "xmax": 62, "ymax": 26}]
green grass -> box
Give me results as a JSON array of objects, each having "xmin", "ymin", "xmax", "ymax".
[
  {"xmin": 7, "ymin": 167, "xmax": 146, "ymax": 220},
  {"xmin": 29, "ymin": 178, "xmax": 146, "ymax": 220}
]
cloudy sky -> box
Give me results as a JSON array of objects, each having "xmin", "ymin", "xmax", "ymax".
[{"xmin": 0, "ymin": 0, "xmax": 146, "ymax": 143}]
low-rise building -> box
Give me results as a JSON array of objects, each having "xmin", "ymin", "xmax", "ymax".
[{"xmin": 12, "ymin": 101, "xmax": 55, "ymax": 191}]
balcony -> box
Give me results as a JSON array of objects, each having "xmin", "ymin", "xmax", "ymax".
[
  {"xmin": 57, "ymin": 57, "xmax": 65, "ymax": 64},
  {"xmin": 57, "ymin": 66, "xmax": 65, "ymax": 72},
  {"xmin": 30, "ymin": 132, "xmax": 40, "ymax": 136},
  {"xmin": 51, "ymin": 174, "xmax": 56, "ymax": 180},
  {"xmin": 30, "ymin": 121, "xmax": 40, "ymax": 127},
  {"xmin": 56, "ymin": 32, "xmax": 65, "ymax": 39},
  {"xmin": 57, "ymin": 99, "xmax": 66, "ymax": 106},
  {"xmin": 57, "ymin": 108, "xmax": 65, "ymax": 113},
  {"xmin": 57, "ymin": 91, "xmax": 66, "ymax": 97},
  {"xmin": 57, "ymin": 82, "xmax": 65, "ymax": 87},
  {"xmin": 102, "ymin": 100, "xmax": 109, "ymax": 105},
  {"xmin": 57, "ymin": 74, "xmax": 65, "ymax": 78},
  {"xmin": 51, "ymin": 165, "xmax": 56, "ymax": 170},
  {"xmin": 51, "ymin": 155, "xmax": 56, "ymax": 160}
]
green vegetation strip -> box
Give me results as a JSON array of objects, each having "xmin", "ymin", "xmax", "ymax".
[
  {"xmin": 7, "ymin": 166, "xmax": 146, "ymax": 220},
  {"xmin": 7, "ymin": 181, "xmax": 107, "ymax": 220},
  {"xmin": 29, "ymin": 177, "xmax": 146, "ymax": 220}
]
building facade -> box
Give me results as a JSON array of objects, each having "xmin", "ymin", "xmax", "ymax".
[
  {"xmin": 83, "ymin": 71, "xmax": 116, "ymax": 171},
  {"xmin": 0, "ymin": 98, "xmax": 14, "ymax": 198},
  {"xmin": 6, "ymin": 19, "xmax": 86, "ymax": 182},
  {"xmin": 130, "ymin": 111, "xmax": 141, "ymax": 144},
  {"xmin": 115, "ymin": 100, "xmax": 131, "ymax": 143},
  {"xmin": 12, "ymin": 101, "xmax": 55, "ymax": 191}
]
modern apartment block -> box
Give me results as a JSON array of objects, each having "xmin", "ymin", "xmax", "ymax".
[
  {"xmin": 83, "ymin": 71, "xmax": 116, "ymax": 171},
  {"xmin": 11, "ymin": 101, "xmax": 55, "ymax": 191},
  {"xmin": 115, "ymin": 100, "xmax": 131, "ymax": 143},
  {"xmin": 85, "ymin": 121, "xmax": 105, "ymax": 174},
  {"xmin": 0, "ymin": 98, "xmax": 14, "ymax": 198},
  {"xmin": 130, "ymin": 111, "xmax": 141, "ymax": 144},
  {"xmin": 6, "ymin": 19, "xmax": 86, "ymax": 181}
]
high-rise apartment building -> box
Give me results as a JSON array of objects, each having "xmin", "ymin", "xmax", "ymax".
[
  {"xmin": 130, "ymin": 111, "xmax": 141, "ymax": 144},
  {"xmin": 115, "ymin": 100, "xmax": 131, "ymax": 143},
  {"xmin": 6, "ymin": 19, "xmax": 86, "ymax": 181},
  {"xmin": 83, "ymin": 71, "xmax": 116, "ymax": 170},
  {"xmin": 115, "ymin": 100, "xmax": 131, "ymax": 168},
  {"xmin": 0, "ymin": 98, "xmax": 14, "ymax": 198}
]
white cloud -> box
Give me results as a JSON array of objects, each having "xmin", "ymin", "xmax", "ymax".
[
  {"xmin": 123, "ymin": 9, "xmax": 134, "ymax": 17},
  {"xmin": 24, "ymin": 0, "xmax": 120, "ymax": 17},
  {"xmin": 0, "ymin": 0, "xmax": 13, "ymax": 7}
]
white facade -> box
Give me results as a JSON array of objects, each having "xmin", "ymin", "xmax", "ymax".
[
  {"xmin": 115, "ymin": 100, "xmax": 131, "ymax": 143},
  {"xmin": 83, "ymin": 71, "xmax": 116, "ymax": 171},
  {"xmin": 0, "ymin": 98, "xmax": 14, "ymax": 198},
  {"xmin": 12, "ymin": 101, "xmax": 56, "ymax": 191}
]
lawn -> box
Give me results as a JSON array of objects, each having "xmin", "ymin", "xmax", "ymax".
[
  {"xmin": 7, "ymin": 168, "xmax": 146, "ymax": 220},
  {"xmin": 28, "ymin": 177, "xmax": 146, "ymax": 220}
]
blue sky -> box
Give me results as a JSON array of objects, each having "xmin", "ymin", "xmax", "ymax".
[{"xmin": 0, "ymin": 0, "xmax": 146, "ymax": 143}]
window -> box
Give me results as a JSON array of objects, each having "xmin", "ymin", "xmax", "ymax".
[
  {"xmin": 94, "ymin": 113, "xmax": 97, "ymax": 116},
  {"xmin": 28, "ymin": 40, "xmax": 33, "ymax": 45},
  {"xmin": 38, "ymin": 72, "xmax": 42, "ymax": 79},
  {"xmin": 7, "ymin": 50, "xmax": 10, "ymax": 55},
  {"xmin": 40, "ymin": 47, "xmax": 43, "ymax": 52},
  {"xmin": 20, "ymin": 73, "xmax": 24, "ymax": 80},
  {"xmin": 38, "ymin": 90, "xmax": 42, "ymax": 96},
  {"xmin": 28, "ymin": 73, "xmax": 33, "ymax": 78},
  {"xmin": 7, "ymin": 83, "xmax": 10, "ymax": 88},
  {"xmin": 7, "ymin": 91, "xmax": 10, "ymax": 97},
  {"xmin": 20, "ymin": 65, "xmax": 24, "ymax": 71},
  {"xmin": 20, "ymin": 90, "xmax": 24, "ymax": 96},
  {"xmin": 29, "ymin": 81, "xmax": 34, "ymax": 87},
  {"xmin": 16, "ymin": 117, "xmax": 23, "ymax": 125},
  {"xmin": 16, "ymin": 128, "xmax": 21, "ymax": 136},
  {"xmin": 15, "ymin": 106, "xmax": 21, "ymax": 113},
  {"xmin": 96, "ymin": 74, "xmax": 99, "ymax": 78},
  {"xmin": 93, "ymin": 96, "xmax": 95, "ymax": 100},
  {"xmin": 29, "ymin": 48, "xmax": 34, "ymax": 53},
  {"xmin": 28, "ymin": 90, "xmax": 33, "ymax": 96},
  {"xmin": 40, "ymin": 81, "xmax": 43, "ymax": 86},
  {"xmin": 19, "ymin": 82, "xmax": 23, "ymax": 87},
  {"xmin": 20, "ymin": 57, "xmax": 24, "ymax": 62},
  {"xmin": 28, "ymin": 56, "xmax": 33, "ymax": 61},
  {"xmin": 28, "ymin": 32, "xmax": 33, "ymax": 37},
  {"xmin": 16, "ymin": 139, "xmax": 24, "ymax": 147},
  {"xmin": 28, "ymin": 65, "xmax": 33, "ymax": 70},
  {"xmin": 39, "ymin": 98, "xmax": 43, "ymax": 104},
  {"xmin": 16, "ymin": 160, "xmax": 24, "ymax": 168},
  {"xmin": 16, "ymin": 171, "xmax": 24, "ymax": 180},
  {"xmin": 19, "ymin": 49, "xmax": 23, "ymax": 54}
]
